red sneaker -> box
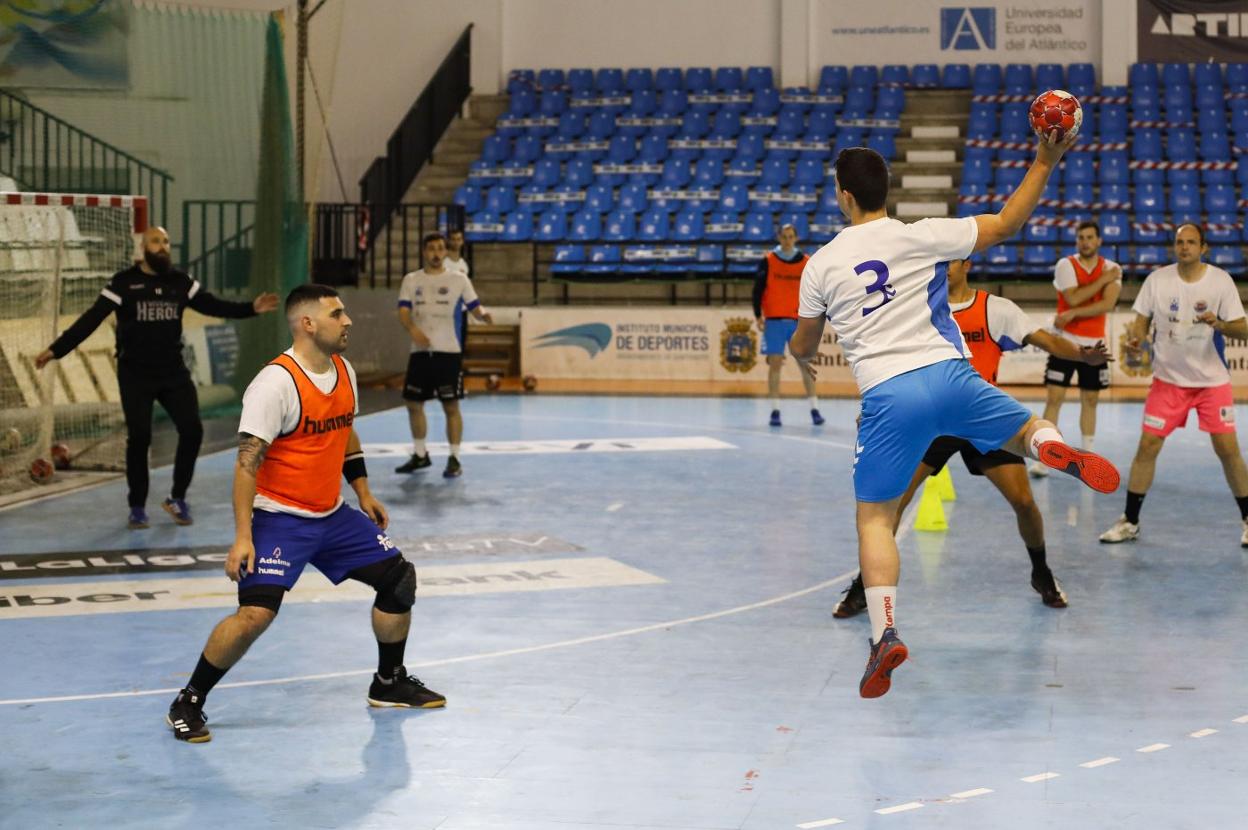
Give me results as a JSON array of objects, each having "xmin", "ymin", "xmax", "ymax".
[
  {"xmin": 859, "ymin": 628, "xmax": 908, "ymax": 699},
  {"xmin": 1037, "ymin": 441, "xmax": 1120, "ymax": 494}
]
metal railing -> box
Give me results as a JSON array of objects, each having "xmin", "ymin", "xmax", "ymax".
[
  {"xmin": 359, "ymin": 24, "xmax": 471, "ymax": 244},
  {"xmin": 0, "ymin": 89, "xmax": 172, "ymax": 226},
  {"xmin": 181, "ymin": 200, "xmax": 464, "ymax": 292}
]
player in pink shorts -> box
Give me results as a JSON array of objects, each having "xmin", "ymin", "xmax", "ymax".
[{"xmin": 1100, "ymin": 224, "xmax": 1248, "ymax": 545}]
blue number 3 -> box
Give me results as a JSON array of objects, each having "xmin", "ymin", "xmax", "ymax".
[{"xmin": 855, "ymin": 259, "xmax": 896, "ymax": 317}]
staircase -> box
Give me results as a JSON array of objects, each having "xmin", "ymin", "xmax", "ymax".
[{"xmin": 888, "ymin": 89, "xmax": 971, "ymax": 220}]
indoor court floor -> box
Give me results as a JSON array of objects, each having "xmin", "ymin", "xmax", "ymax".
[{"xmin": 1, "ymin": 394, "xmax": 1245, "ymax": 829}]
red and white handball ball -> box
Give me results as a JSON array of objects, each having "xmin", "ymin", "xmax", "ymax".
[{"xmin": 1029, "ymin": 89, "xmax": 1082, "ymax": 141}]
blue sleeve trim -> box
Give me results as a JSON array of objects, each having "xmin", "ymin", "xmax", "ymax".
[
  {"xmin": 465, "ymin": 299, "xmax": 481, "ymax": 311},
  {"xmin": 397, "ymin": 300, "xmax": 412, "ymax": 309}
]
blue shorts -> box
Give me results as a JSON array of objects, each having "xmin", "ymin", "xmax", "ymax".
[
  {"xmin": 762, "ymin": 317, "xmax": 798, "ymax": 356},
  {"xmin": 238, "ymin": 504, "xmax": 401, "ymax": 591},
  {"xmin": 854, "ymin": 359, "xmax": 1033, "ymax": 502}
]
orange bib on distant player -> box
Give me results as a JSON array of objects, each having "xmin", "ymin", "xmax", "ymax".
[
  {"xmin": 1056, "ymin": 255, "xmax": 1108, "ymax": 339},
  {"xmin": 255, "ymin": 353, "xmax": 355, "ymax": 513},
  {"xmin": 954, "ymin": 290, "xmax": 1004, "ymax": 386},
  {"xmin": 761, "ymin": 251, "xmax": 808, "ymax": 319}
]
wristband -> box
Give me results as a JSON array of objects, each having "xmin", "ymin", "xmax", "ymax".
[{"xmin": 344, "ymin": 453, "xmax": 367, "ymax": 483}]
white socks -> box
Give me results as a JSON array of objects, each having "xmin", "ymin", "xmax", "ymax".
[
  {"xmin": 1082, "ymin": 434, "xmax": 1094, "ymax": 450},
  {"xmin": 450, "ymin": 444, "xmax": 461, "ymax": 458},
  {"xmin": 1028, "ymin": 426, "xmax": 1063, "ymax": 460},
  {"xmin": 808, "ymin": 396, "xmax": 819, "ymax": 409},
  {"xmin": 864, "ymin": 586, "xmax": 897, "ymax": 644},
  {"xmin": 770, "ymin": 397, "xmax": 780, "ymax": 411},
  {"xmin": 412, "ymin": 438, "xmax": 427, "ymax": 456}
]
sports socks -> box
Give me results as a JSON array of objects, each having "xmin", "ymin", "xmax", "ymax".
[
  {"xmin": 1027, "ymin": 426, "xmax": 1064, "ymax": 459},
  {"xmin": 807, "ymin": 396, "xmax": 818, "ymax": 409},
  {"xmin": 412, "ymin": 438, "xmax": 427, "ymax": 456},
  {"xmin": 1125, "ymin": 491, "xmax": 1146, "ymax": 524},
  {"xmin": 1026, "ymin": 544, "xmax": 1048, "ymax": 572},
  {"xmin": 377, "ymin": 638, "xmax": 407, "ymax": 680},
  {"xmin": 1081, "ymin": 434, "xmax": 1094, "ymax": 450},
  {"xmin": 864, "ymin": 586, "xmax": 897, "ymax": 645},
  {"xmin": 186, "ymin": 653, "xmax": 227, "ymax": 698},
  {"xmin": 449, "ymin": 444, "xmax": 461, "ymax": 459},
  {"xmin": 1235, "ymin": 495, "xmax": 1248, "ymax": 520},
  {"xmin": 770, "ymin": 397, "xmax": 780, "ymax": 411}
]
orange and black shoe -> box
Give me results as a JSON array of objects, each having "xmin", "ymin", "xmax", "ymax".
[
  {"xmin": 859, "ymin": 627, "xmax": 908, "ymax": 699},
  {"xmin": 1037, "ymin": 441, "xmax": 1120, "ymax": 494}
]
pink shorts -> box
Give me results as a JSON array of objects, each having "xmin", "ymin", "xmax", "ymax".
[{"xmin": 1142, "ymin": 379, "xmax": 1236, "ymax": 436}]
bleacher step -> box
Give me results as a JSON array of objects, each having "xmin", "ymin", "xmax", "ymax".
[
  {"xmin": 901, "ymin": 174, "xmax": 954, "ymax": 189},
  {"xmin": 905, "ymin": 149, "xmax": 957, "ymax": 164},
  {"xmin": 911, "ymin": 125, "xmax": 960, "ymax": 139},
  {"xmin": 895, "ymin": 201, "xmax": 950, "ymax": 218}
]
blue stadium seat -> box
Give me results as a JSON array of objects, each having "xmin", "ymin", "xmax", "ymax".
[
  {"xmin": 638, "ymin": 133, "xmax": 669, "ymax": 164},
  {"xmin": 501, "ymin": 209, "xmax": 534, "ymax": 241},
  {"xmin": 725, "ymin": 158, "xmax": 759, "ymax": 184},
  {"xmin": 1131, "ymin": 97, "xmax": 1160, "ymax": 122},
  {"xmin": 685, "ymin": 67, "xmax": 713, "ymax": 92},
  {"xmin": 692, "ymin": 245, "xmax": 724, "ymax": 275},
  {"xmin": 746, "ymin": 66, "xmax": 774, "ymax": 91},
  {"xmin": 742, "ymin": 211, "xmax": 773, "ymax": 241},
  {"xmin": 1022, "ymin": 244, "xmax": 1056, "ymax": 272},
  {"xmin": 532, "ymin": 158, "xmax": 562, "ymax": 189},
  {"xmin": 833, "ymin": 130, "xmax": 864, "ymax": 157},
  {"xmin": 584, "ymin": 244, "xmax": 621, "ymax": 275},
  {"xmin": 716, "ymin": 67, "xmax": 745, "ymax": 92},
  {"xmin": 564, "ymin": 158, "xmax": 594, "ymax": 188},
  {"xmin": 881, "ymin": 64, "xmax": 909, "ymax": 86},
  {"xmin": 749, "ymin": 184, "xmax": 784, "ymax": 214},
  {"xmin": 866, "ymin": 132, "xmax": 896, "ymax": 160},
  {"xmin": 602, "ymin": 209, "xmax": 637, "ymax": 241},
  {"xmin": 1196, "ymin": 83, "xmax": 1224, "ymax": 110},
  {"xmin": 1170, "ymin": 185, "xmax": 1202, "ymax": 222},
  {"xmin": 735, "ymin": 133, "xmax": 766, "ymax": 162},
  {"xmin": 793, "ymin": 158, "xmax": 825, "ymax": 187},
  {"xmin": 1004, "ymin": 63, "xmax": 1033, "ymax": 94},
  {"xmin": 626, "ymin": 89, "xmax": 657, "ymax": 118},
  {"xmin": 876, "ymin": 86, "xmax": 905, "ymax": 114},
  {"xmin": 1211, "ymin": 245, "xmax": 1245, "ymax": 272},
  {"xmin": 777, "ymin": 211, "xmax": 810, "ymax": 241},
  {"xmin": 672, "ymin": 209, "xmax": 705, "ymax": 241},
  {"xmin": 1200, "ymin": 131, "xmax": 1231, "ymax": 161},
  {"xmin": 774, "ymin": 107, "xmax": 805, "ymax": 139},
  {"xmin": 550, "ymin": 244, "xmax": 584, "ymax": 275},
  {"xmin": 625, "ymin": 68, "xmax": 653, "ymax": 92},
  {"xmin": 678, "ymin": 110, "xmax": 711, "ymax": 139},
  {"xmin": 986, "ymin": 245, "xmax": 1019, "ymax": 275},
  {"xmin": 972, "ymin": 63, "xmax": 1002, "ymax": 94},
  {"xmin": 1035, "ymin": 63, "xmax": 1063, "ymax": 92},
  {"xmin": 911, "ymin": 64, "xmax": 940, "ymax": 87},
  {"xmin": 1207, "ymin": 184, "xmax": 1237, "ymax": 213},
  {"xmin": 1133, "ymin": 184, "xmax": 1164, "ymax": 213},
  {"xmin": 705, "ymin": 211, "xmax": 742, "ymax": 241},
  {"xmin": 818, "ymin": 187, "xmax": 840, "ymax": 214},
  {"xmin": 1064, "ymin": 152, "xmax": 1095, "ymax": 185},
  {"xmin": 994, "ymin": 166, "xmax": 1026, "ymax": 192},
  {"xmin": 806, "ymin": 109, "xmax": 836, "ymax": 140},
  {"xmin": 466, "ymin": 210, "xmax": 500, "ymax": 242},
  {"xmin": 1163, "ymin": 89, "xmax": 1192, "ymax": 123},
  {"xmin": 494, "ymin": 114, "xmax": 525, "ymax": 138},
  {"xmin": 1207, "ymin": 213, "xmax": 1241, "ymax": 243},
  {"xmin": 556, "ymin": 111, "xmax": 586, "ymax": 140},
  {"xmin": 538, "ymin": 91, "xmax": 568, "ymax": 118},
  {"xmin": 658, "ymin": 89, "xmax": 688, "ymax": 116},
  {"xmin": 962, "ymin": 150, "xmax": 993, "ymax": 186},
  {"xmin": 1065, "ymin": 183, "xmax": 1093, "ymax": 206},
  {"xmin": 942, "ymin": 64, "xmax": 971, "ymax": 89},
  {"xmin": 818, "ymin": 65, "xmax": 848, "ymax": 92},
  {"xmin": 655, "ymin": 67, "xmax": 682, "ymax": 92},
  {"xmin": 694, "ymin": 158, "xmax": 725, "ymax": 187},
  {"xmin": 583, "ymin": 111, "xmax": 614, "ymax": 141},
  {"xmin": 1099, "ymin": 104, "xmax": 1128, "ymax": 142},
  {"xmin": 567, "ymin": 68, "xmax": 594, "ymax": 95},
  {"xmin": 711, "ymin": 110, "xmax": 742, "ymax": 139},
  {"xmin": 1068, "ymin": 63, "xmax": 1096, "ymax": 94},
  {"xmin": 1167, "ymin": 167, "xmax": 1199, "ymax": 188},
  {"xmin": 1129, "ymin": 63, "xmax": 1159, "ymax": 88},
  {"xmin": 513, "ymin": 135, "xmax": 543, "ymax": 163},
  {"xmin": 617, "ymin": 182, "xmax": 649, "ymax": 213},
  {"xmin": 1133, "ymin": 245, "xmax": 1166, "ymax": 269},
  {"xmin": 1000, "ymin": 103, "xmax": 1030, "ymax": 138},
  {"xmin": 1197, "ymin": 106, "xmax": 1227, "ymax": 134},
  {"xmin": 845, "ymin": 85, "xmax": 874, "ymax": 112},
  {"xmin": 584, "ymin": 183, "xmax": 614, "ymax": 214},
  {"xmin": 1132, "ymin": 129, "xmax": 1163, "ymax": 160},
  {"xmin": 661, "ymin": 157, "xmax": 692, "ymax": 188},
  {"xmin": 1162, "ymin": 62, "xmax": 1190, "ymax": 88},
  {"xmin": 453, "ymin": 183, "xmax": 482, "ymax": 213},
  {"xmin": 1233, "ymin": 102, "xmax": 1248, "ymax": 132},
  {"xmin": 533, "ymin": 208, "xmax": 567, "ymax": 242},
  {"xmin": 1025, "ymin": 221, "xmax": 1059, "ymax": 244},
  {"xmin": 967, "ymin": 104, "xmax": 998, "ymax": 139},
  {"xmin": 508, "ymin": 88, "xmax": 537, "ymax": 118},
  {"xmin": 749, "ymin": 87, "xmax": 782, "ymax": 117},
  {"xmin": 485, "ymin": 185, "xmax": 516, "ymax": 214},
  {"xmin": 1228, "ymin": 62, "xmax": 1248, "ymax": 91},
  {"xmin": 717, "ymin": 182, "xmax": 751, "ymax": 213},
  {"xmin": 850, "ymin": 65, "xmax": 878, "ymax": 88},
  {"xmin": 759, "ymin": 157, "xmax": 790, "ymax": 186},
  {"xmin": 482, "ymin": 134, "xmax": 510, "ymax": 164},
  {"xmin": 637, "ymin": 207, "xmax": 670, "ymax": 240},
  {"xmin": 1133, "ymin": 213, "xmax": 1168, "ymax": 243},
  {"xmin": 1167, "ymin": 128, "xmax": 1197, "ymax": 162},
  {"xmin": 809, "ymin": 212, "xmax": 840, "ymax": 243}
]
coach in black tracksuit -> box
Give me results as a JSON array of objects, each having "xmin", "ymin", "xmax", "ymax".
[{"xmin": 35, "ymin": 226, "xmax": 278, "ymax": 529}]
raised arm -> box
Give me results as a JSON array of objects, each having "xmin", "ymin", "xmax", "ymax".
[
  {"xmin": 188, "ymin": 281, "xmax": 277, "ymax": 319},
  {"xmin": 973, "ymin": 130, "xmax": 1077, "ymax": 253}
]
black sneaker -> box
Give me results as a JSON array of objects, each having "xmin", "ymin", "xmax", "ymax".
[
  {"xmin": 833, "ymin": 573, "xmax": 867, "ymax": 618},
  {"xmin": 443, "ymin": 456, "xmax": 462, "ymax": 478},
  {"xmin": 1030, "ymin": 568, "xmax": 1068, "ymax": 608},
  {"xmin": 166, "ymin": 689, "xmax": 211, "ymax": 743},
  {"xmin": 395, "ymin": 453, "xmax": 432, "ymax": 473},
  {"xmin": 367, "ymin": 669, "xmax": 446, "ymax": 709}
]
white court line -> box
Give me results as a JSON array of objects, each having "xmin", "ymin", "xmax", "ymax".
[
  {"xmin": 0, "ymin": 567, "xmax": 858, "ymax": 707},
  {"xmin": 876, "ymin": 802, "xmax": 924, "ymax": 815},
  {"xmin": 1021, "ymin": 772, "xmax": 1060, "ymax": 783},
  {"xmin": 1190, "ymin": 728, "xmax": 1218, "ymax": 738},
  {"xmin": 795, "ymin": 818, "xmax": 845, "ymax": 828},
  {"xmin": 1234, "ymin": 715, "xmax": 1248, "ymax": 724},
  {"xmin": 606, "ymin": 502, "xmax": 625, "ymax": 512},
  {"xmin": 950, "ymin": 788, "xmax": 993, "ymax": 799},
  {"xmin": 1136, "ymin": 743, "xmax": 1170, "ymax": 753},
  {"xmin": 1079, "ymin": 757, "xmax": 1120, "ymax": 768}
]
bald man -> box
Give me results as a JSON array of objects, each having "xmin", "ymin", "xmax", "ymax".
[{"xmin": 36, "ymin": 226, "xmax": 278, "ymax": 529}]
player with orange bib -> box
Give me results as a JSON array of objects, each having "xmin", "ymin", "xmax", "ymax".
[
  {"xmin": 1030, "ymin": 220, "xmax": 1121, "ymax": 477},
  {"xmin": 832, "ymin": 256, "xmax": 1110, "ymax": 617},
  {"xmin": 166, "ymin": 285, "xmax": 444, "ymax": 744},
  {"xmin": 753, "ymin": 223, "xmax": 823, "ymax": 426}
]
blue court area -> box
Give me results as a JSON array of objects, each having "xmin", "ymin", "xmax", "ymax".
[{"xmin": 1, "ymin": 394, "xmax": 1245, "ymax": 829}]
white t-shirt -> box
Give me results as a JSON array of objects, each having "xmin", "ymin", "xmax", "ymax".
[
  {"xmin": 950, "ymin": 291, "xmax": 1036, "ymax": 352},
  {"xmin": 1132, "ymin": 263, "xmax": 1245, "ymax": 387},
  {"xmin": 396, "ymin": 268, "xmax": 480, "ymax": 354},
  {"xmin": 799, "ymin": 215, "xmax": 979, "ymax": 392},
  {"xmin": 1052, "ymin": 255, "xmax": 1121, "ymax": 347},
  {"xmin": 238, "ymin": 348, "xmax": 360, "ymax": 517},
  {"xmin": 445, "ymin": 254, "xmax": 470, "ymax": 276}
]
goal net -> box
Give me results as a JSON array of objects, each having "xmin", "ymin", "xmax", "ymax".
[{"xmin": 0, "ymin": 192, "xmax": 146, "ymax": 496}]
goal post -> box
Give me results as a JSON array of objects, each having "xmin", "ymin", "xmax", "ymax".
[{"xmin": 0, "ymin": 191, "xmax": 147, "ymax": 495}]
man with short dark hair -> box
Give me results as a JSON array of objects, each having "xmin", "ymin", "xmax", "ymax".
[
  {"xmin": 790, "ymin": 137, "xmax": 1119, "ymax": 698},
  {"xmin": 166, "ymin": 284, "xmax": 445, "ymax": 743},
  {"xmin": 34, "ymin": 226, "xmax": 278, "ymax": 529},
  {"xmin": 445, "ymin": 228, "xmax": 470, "ymax": 276},
  {"xmin": 1029, "ymin": 219, "xmax": 1121, "ymax": 478},
  {"xmin": 753, "ymin": 222, "xmax": 822, "ymax": 426},
  {"xmin": 395, "ymin": 233, "xmax": 493, "ymax": 478},
  {"xmin": 1100, "ymin": 224, "xmax": 1248, "ymax": 545}
]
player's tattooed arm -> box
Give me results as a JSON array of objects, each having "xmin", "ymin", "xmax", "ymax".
[{"xmin": 237, "ymin": 433, "xmax": 270, "ymax": 475}]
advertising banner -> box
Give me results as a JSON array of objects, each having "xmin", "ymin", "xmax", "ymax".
[
  {"xmin": 1137, "ymin": 0, "xmax": 1248, "ymax": 63},
  {"xmin": 812, "ymin": 0, "xmax": 1100, "ymax": 68}
]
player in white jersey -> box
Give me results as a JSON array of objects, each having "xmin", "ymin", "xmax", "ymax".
[
  {"xmin": 1100, "ymin": 224, "xmax": 1248, "ymax": 546},
  {"xmin": 395, "ymin": 233, "xmax": 493, "ymax": 478},
  {"xmin": 790, "ymin": 137, "xmax": 1121, "ymax": 698},
  {"xmin": 445, "ymin": 228, "xmax": 470, "ymax": 276}
]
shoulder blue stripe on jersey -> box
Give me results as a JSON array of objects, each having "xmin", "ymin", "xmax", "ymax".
[
  {"xmin": 397, "ymin": 300, "xmax": 412, "ymax": 309},
  {"xmin": 927, "ymin": 261, "xmax": 964, "ymax": 356},
  {"xmin": 1214, "ymin": 329, "xmax": 1228, "ymax": 368}
]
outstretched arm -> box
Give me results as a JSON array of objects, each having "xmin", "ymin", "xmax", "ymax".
[
  {"xmin": 973, "ymin": 131, "xmax": 1077, "ymax": 253},
  {"xmin": 36, "ymin": 295, "xmax": 116, "ymax": 368},
  {"xmin": 1025, "ymin": 329, "xmax": 1110, "ymax": 364}
]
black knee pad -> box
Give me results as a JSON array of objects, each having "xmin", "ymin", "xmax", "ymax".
[
  {"xmin": 373, "ymin": 557, "xmax": 417, "ymax": 614},
  {"xmin": 239, "ymin": 584, "xmax": 285, "ymax": 613}
]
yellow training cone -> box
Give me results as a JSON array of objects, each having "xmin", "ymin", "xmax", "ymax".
[
  {"xmin": 913, "ymin": 477, "xmax": 948, "ymax": 532},
  {"xmin": 934, "ymin": 465, "xmax": 957, "ymax": 501}
]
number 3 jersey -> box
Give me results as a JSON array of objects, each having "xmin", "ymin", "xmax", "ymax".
[{"xmin": 799, "ymin": 215, "xmax": 980, "ymax": 393}]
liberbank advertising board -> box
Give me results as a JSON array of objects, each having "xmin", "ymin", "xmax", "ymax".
[{"xmin": 812, "ymin": 0, "xmax": 1100, "ymax": 66}]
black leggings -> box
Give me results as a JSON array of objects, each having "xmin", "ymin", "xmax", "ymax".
[{"xmin": 118, "ymin": 365, "xmax": 203, "ymax": 508}]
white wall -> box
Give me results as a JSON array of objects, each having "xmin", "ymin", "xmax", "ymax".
[{"xmin": 500, "ymin": 0, "xmax": 780, "ymax": 74}]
